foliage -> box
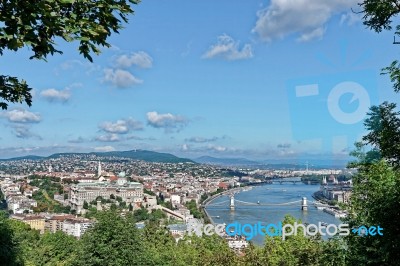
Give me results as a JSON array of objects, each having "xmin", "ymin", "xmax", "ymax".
[
  {"xmin": 0, "ymin": 211, "xmax": 23, "ymax": 265},
  {"xmin": 32, "ymin": 190, "xmax": 70, "ymax": 213},
  {"xmin": 239, "ymin": 215, "xmax": 346, "ymax": 266},
  {"xmin": 185, "ymin": 199, "xmax": 203, "ymax": 219},
  {"xmin": 362, "ymin": 102, "xmax": 400, "ymax": 168},
  {"xmin": 28, "ymin": 231, "xmax": 78, "ymax": 266},
  {"xmin": 360, "ymin": 0, "xmax": 400, "ymax": 92},
  {"xmin": 73, "ymin": 210, "xmax": 150, "ymax": 266},
  {"xmin": 144, "ymin": 188, "xmax": 156, "ymax": 196},
  {"xmin": 345, "ymin": 159, "xmax": 400, "ymax": 265},
  {"xmin": 0, "ymin": 0, "xmax": 140, "ymax": 109}
]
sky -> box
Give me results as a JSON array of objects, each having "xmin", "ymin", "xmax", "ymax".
[{"xmin": 0, "ymin": 0, "xmax": 399, "ymax": 165}]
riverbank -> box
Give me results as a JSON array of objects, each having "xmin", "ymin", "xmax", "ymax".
[
  {"xmin": 205, "ymin": 181, "xmax": 342, "ymax": 246},
  {"xmin": 312, "ymin": 191, "xmax": 348, "ymax": 218},
  {"xmin": 201, "ymin": 186, "xmax": 250, "ymax": 224}
]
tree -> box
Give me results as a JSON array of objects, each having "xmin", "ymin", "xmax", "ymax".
[
  {"xmin": 0, "ymin": 0, "xmax": 140, "ymax": 109},
  {"xmin": 74, "ymin": 210, "xmax": 150, "ymax": 266},
  {"xmin": 359, "ymin": 0, "xmax": 400, "ymax": 92},
  {"xmin": 345, "ymin": 4, "xmax": 400, "ymax": 260},
  {"xmin": 362, "ymin": 102, "xmax": 400, "ymax": 168},
  {"xmin": 29, "ymin": 231, "xmax": 78, "ymax": 266},
  {"xmin": 0, "ymin": 211, "xmax": 23, "ymax": 265}
]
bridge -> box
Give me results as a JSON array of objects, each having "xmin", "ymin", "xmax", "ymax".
[
  {"xmin": 246, "ymin": 180, "xmax": 320, "ymax": 186},
  {"xmin": 269, "ymin": 180, "xmax": 320, "ymax": 185},
  {"xmin": 205, "ymin": 194, "xmax": 328, "ymax": 211}
]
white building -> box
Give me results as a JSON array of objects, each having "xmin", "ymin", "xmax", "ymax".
[
  {"xmin": 69, "ymin": 180, "xmax": 143, "ymax": 213},
  {"xmin": 62, "ymin": 218, "xmax": 93, "ymax": 238}
]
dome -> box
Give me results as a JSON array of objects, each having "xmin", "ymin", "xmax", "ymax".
[{"xmin": 118, "ymin": 171, "xmax": 126, "ymax": 178}]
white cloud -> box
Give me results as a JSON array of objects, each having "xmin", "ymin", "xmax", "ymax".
[
  {"xmin": 185, "ymin": 136, "xmax": 219, "ymax": 143},
  {"xmin": 103, "ymin": 68, "xmax": 143, "ymax": 88},
  {"xmin": 2, "ymin": 109, "xmax": 41, "ymax": 123},
  {"xmin": 40, "ymin": 88, "xmax": 71, "ymax": 103},
  {"xmin": 12, "ymin": 125, "xmax": 41, "ymax": 140},
  {"xmin": 203, "ymin": 34, "xmax": 253, "ymax": 60},
  {"xmin": 297, "ymin": 27, "xmax": 325, "ymax": 42},
  {"xmin": 181, "ymin": 144, "xmax": 190, "ymax": 151},
  {"xmin": 126, "ymin": 135, "xmax": 156, "ymax": 141},
  {"xmin": 68, "ymin": 136, "xmax": 86, "ymax": 143},
  {"xmin": 252, "ymin": 0, "xmax": 359, "ymax": 42},
  {"xmin": 340, "ymin": 12, "xmax": 362, "ymax": 26},
  {"xmin": 57, "ymin": 59, "xmax": 100, "ymax": 75},
  {"xmin": 94, "ymin": 146, "xmax": 116, "ymax": 152},
  {"xmin": 146, "ymin": 111, "xmax": 188, "ymax": 132},
  {"xmin": 99, "ymin": 118, "xmax": 143, "ymax": 134},
  {"xmin": 95, "ymin": 134, "xmax": 120, "ymax": 142},
  {"xmin": 206, "ymin": 144, "xmax": 228, "ymax": 152},
  {"xmin": 115, "ymin": 51, "xmax": 153, "ymax": 69}
]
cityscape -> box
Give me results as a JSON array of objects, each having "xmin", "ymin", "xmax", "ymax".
[{"xmin": 0, "ymin": 151, "xmax": 353, "ymax": 249}]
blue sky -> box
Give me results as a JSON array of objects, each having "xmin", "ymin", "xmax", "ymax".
[{"xmin": 0, "ymin": 0, "xmax": 398, "ymax": 164}]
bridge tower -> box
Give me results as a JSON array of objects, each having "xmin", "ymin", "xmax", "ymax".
[
  {"xmin": 230, "ymin": 194, "xmax": 235, "ymax": 211},
  {"xmin": 301, "ymin": 197, "xmax": 308, "ymax": 211}
]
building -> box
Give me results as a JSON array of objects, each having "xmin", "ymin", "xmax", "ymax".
[
  {"xmin": 321, "ymin": 186, "xmax": 352, "ymax": 203},
  {"xmin": 171, "ymin": 194, "xmax": 181, "ymax": 206},
  {"xmin": 11, "ymin": 214, "xmax": 46, "ymax": 234},
  {"xmin": 69, "ymin": 179, "xmax": 143, "ymax": 213},
  {"xmin": 62, "ymin": 217, "xmax": 93, "ymax": 238},
  {"xmin": 45, "ymin": 214, "xmax": 76, "ymax": 233}
]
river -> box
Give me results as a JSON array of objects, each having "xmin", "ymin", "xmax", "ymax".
[{"xmin": 205, "ymin": 177, "xmax": 342, "ymax": 246}]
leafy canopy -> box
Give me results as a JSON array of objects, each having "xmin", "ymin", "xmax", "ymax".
[
  {"xmin": 360, "ymin": 0, "xmax": 400, "ymax": 92},
  {"xmin": 0, "ymin": 0, "xmax": 140, "ymax": 109}
]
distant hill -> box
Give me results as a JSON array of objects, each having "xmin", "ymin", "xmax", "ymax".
[
  {"xmin": 1, "ymin": 150, "xmax": 194, "ymax": 163},
  {"xmin": 193, "ymin": 156, "xmax": 347, "ymax": 169},
  {"xmin": 0, "ymin": 155, "xmax": 44, "ymax": 161},
  {"xmin": 194, "ymin": 156, "xmax": 260, "ymax": 166}
]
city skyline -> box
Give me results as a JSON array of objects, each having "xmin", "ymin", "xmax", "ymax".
[{"xmin": 0, "ymin": 0, "xmax": 397, "ymax": 163}]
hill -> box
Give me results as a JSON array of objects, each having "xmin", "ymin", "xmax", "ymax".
[{"xmin": 1, "ymin": 150, "xmax": 194, "ymax": 163}]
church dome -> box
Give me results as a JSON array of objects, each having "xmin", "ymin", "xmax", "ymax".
[{"xmin": 118, "ymin": 171, "xmax": 126, "ymax": 178}]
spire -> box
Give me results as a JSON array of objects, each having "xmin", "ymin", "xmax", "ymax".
[{"xmin": 97, "ymin": 161, "xmax": 102, "ymax": 177}]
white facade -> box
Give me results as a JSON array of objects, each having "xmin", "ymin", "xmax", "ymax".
[
  {"xmin": 69, "ymin": 181, "xmax": 143, "ymax": 213},
  {"xmin": 62, "ymin": 219, "xmax": 93, "ymax": 238},
  {"xmin": 171, "ymin": 194, "xmax": 181, "ymax": 205}
]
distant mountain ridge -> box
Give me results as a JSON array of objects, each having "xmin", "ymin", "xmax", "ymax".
[
  {"xmin": 194, "ymin": 156, "xmax": 259, "ymax": 165},
  {"xmin": 194, "ymin": 156, "xmax": 347, "ymax": 169},
  {"xmin": 0, "ymin": 150, "xmax": 194, "ymax": 163}
]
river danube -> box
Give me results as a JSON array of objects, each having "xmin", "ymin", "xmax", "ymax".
[{"xmin": 205, "ymin": 177, "xmax": 342, "ymax": 245}]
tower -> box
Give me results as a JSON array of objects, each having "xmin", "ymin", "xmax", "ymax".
[
  {"xmin": 301, "ymin": 197, "xmax": 308, "ymax": 211},
  {"xmin": 97, "ymin": 161, "xmax": 102, "ymax": 177},
  {"xmin": 333, "ymin": 177, "xmax": 338, "ymax": 185},
  {"xmin": 230, "ymin": 194, "xmax": 235, "ymax": 211}
]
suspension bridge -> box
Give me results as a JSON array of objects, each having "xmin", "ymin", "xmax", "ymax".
[{"xmin": 205, "ymin": 194, "xmax": 330, "ymax": 211}]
